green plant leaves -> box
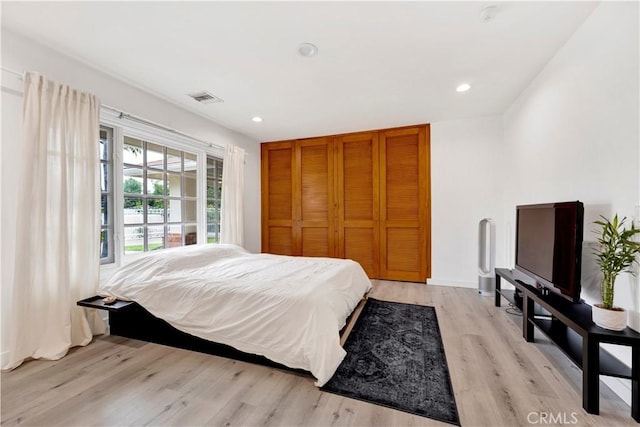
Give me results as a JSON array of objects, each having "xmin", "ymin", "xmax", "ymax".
[{"xmin": 593, "ymin": 214, "xmax": 640, "ymax": 309}]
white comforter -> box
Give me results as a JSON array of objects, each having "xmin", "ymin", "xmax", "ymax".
[{"xmin": 100, "ymin": 244, "xmax": 372, "ymax": 386}]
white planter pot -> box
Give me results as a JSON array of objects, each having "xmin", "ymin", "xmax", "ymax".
[{"xmin": 592, "ymin": 304, "xmax": 627, "ymax": 331}]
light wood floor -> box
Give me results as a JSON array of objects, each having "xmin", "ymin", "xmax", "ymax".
[{"xmin": 1, "ymin": 281, "xmax": 635, "ymax": 426}]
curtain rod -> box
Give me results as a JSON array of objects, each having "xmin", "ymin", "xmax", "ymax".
[
  {"xmin": 1, "ymin": 66, "xmax": 228, "ymax": 152},
  {"xmin": 101, "ymin": 105, "xmax": 225, "ymax": 151},
  {"xmin": 1, "ymin": 66, "xmax": 23, "ymax": 78}
]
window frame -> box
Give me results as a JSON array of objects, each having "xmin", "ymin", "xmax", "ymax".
[
  {"xmin": 100, "ymin": 125, "xmax": 115, "ymax": 265},
  {"xmin": 99, "ymin": 108, "xmax": 224, "ymax": 267}
]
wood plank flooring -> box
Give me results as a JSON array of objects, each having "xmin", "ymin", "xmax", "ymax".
[{"xmin": 1, "ymin": 280, "xmax": 636, "ymax": 426}]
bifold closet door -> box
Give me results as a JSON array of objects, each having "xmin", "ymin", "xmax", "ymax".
[
  {"xmin": 335, "ymin": 132, "xmax": 379, "ymax": 277},
  {"xmin": 379, "ymin": 126, "xmax": 430, "ymax": 282},
  {"xmin": 296, "ymin": 137, "xmax": 336, "ymax": 257},
  {"xmin": 261, "ymin": 141, "xmax": 295, "ymax": 255},
  {"xmin": 262, "ymin": 124, "xmax": 431, "ymax": 281}
]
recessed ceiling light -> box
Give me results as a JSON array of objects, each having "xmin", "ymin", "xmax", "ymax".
[
  {"xmin": 252, "ymin": 116, "xmax": 263, "ymax": 123},
  {"xmin": 298, "ymin": 42, "xmax": 318, "ymax": 58},
  {"xmin": 456, "ymin": 83, "xmax": 471, "ymax": 92}
]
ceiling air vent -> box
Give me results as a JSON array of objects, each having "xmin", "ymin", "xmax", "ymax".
[{"xmin": 187, "ymin": 91, "xmax": 224, "ymax": 104}]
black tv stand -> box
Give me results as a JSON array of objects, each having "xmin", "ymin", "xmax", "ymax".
[{"xmin": 495, "ymin": 268, "xmax": 640, "ymax": 422}]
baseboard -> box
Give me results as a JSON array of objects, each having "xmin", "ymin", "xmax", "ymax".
[
  {"xmin": 601, "ymin": 376, "xmax": 631, "ymax": 407},
  {"xmin": 427, "ymin": 278, "xmax": 476, "ymax": 289}
]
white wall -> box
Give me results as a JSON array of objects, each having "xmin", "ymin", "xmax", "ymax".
[
  {"xmin": 429, "ymin": 115, "xmax": 505, "ymax": 288},
  {"xmin": 504, "ymin": 0, "xmax": 639, "ymax": 321},
  {"xmin": 1, "ymin": 29, "xmax": 262, "ymax": 365},
  {"xmin": 503, "ymin": 1, "xmax": 639, "ymax": 404}
]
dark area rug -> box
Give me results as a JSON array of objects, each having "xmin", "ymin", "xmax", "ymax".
[{"xmin": 322, "ymin": 298, "xmax": 460, "ymax": 426}]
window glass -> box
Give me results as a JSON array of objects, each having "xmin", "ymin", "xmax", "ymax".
[
  {"xmin": 100, "ymin": 126, "xmax": 114, "ymax": 264},
  {"xmin": 168, "ymin": 224, "xmax": 182, "ymax": 248},
  {"xmin": 121, "ymin": 138, "xmax": 201, "ymax": 253},
  {"xmin": 147, "ymin": 143, "xmax": 164, "ymax": 169},
  {"xmin": 166, "ymin": 173, "xmax": 182, "ymax": 197},
  {"xmin": 146, "ymin": 171, "xmax": 164, "ymax": 195},
  {"xmin": 185, "ymin": 224, "xmax": 197, "ymax": 246},
  {"xmin": 101, "ymin": 195, "xmax": 109, "ymax": 226},
  {"xmin": 100, "ymin": 166, "xmax": 108, "ymax": 192},
  {"xmin": 206, "ymin": 156, "xmax": 223, "ymax": 243},
  {"xmin": 146, "ymin": 199, "xmax": 164, "ymax": 224},
  {"xmin": 147, "ymin": 225, "xmax": 165, "ymax": 250},
  {"xmin": 123, "ymin": 137, "xmax": 143, "ymax": 166},
  {"xmin": 184, "ymin": 175, "xmax": 197, "ymax": 198},
  {"xmin": 184, "ymin": 200, "xmax": 197, "ymax": 222},
  {"xmin": 166, "ymin": 148, "xmax": 181, "ymax": 172},
  {"xmin": 123, "ymin": 177, "xmax": 143, "ymax": 195},
  {"xmin": 124, "ymin": 198, "xmax": 144, "ymax": 224},
  {"xmin": 167, "ymin": 199, "xmax": 182, "ymax": 223},
  {"xmin": 124, "ymin": 226, "xmax": 144, "ymax": 254},
  {"xmin": 184, "ymin": 152, "xmax": 197, "ymax": 173}
]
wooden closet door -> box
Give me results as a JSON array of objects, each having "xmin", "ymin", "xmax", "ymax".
[
  {"xmin": 379, "ymin": 125, "xmax": 431, "ymax": 282},
  {"xmin": 336, "ymin": 132, "xmax": 379, "ymax": 277},
  {"xmin": 261, "ymin": 141, "xmax": 295, "ymax": 255},
  {"xmin": 295, "ymin": 137, "xmax": 335, "ymax": 257}
]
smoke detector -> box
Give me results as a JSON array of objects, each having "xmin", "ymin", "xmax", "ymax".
[
  {"xmin": 298, "ymin": 42, "xmax": 318, "ymax": 58},
  {"xmin": 479, "ymin": 5, "xmax": 498, "ymax": 23},
  {"xmin": 187, "ymin": 91, "xmax": 224, "ymax": 104}
]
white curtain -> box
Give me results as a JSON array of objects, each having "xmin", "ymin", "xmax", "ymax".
[
  {"xmin": 220, "ymin": 144, "xmax": 246, "ymax": 247},
  {"xmin": 2, "ymin": 72, "xmax": 105, "ymax": 370}
]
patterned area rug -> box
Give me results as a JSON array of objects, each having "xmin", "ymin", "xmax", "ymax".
[{"xmin": 323, "ymin": 298, "xmax": 460, "ymax": 426}]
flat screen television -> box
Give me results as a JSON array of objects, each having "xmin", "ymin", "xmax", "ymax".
[{"xmin": 515, "ymin": 201, "xmax": 584, "ymax": 303}]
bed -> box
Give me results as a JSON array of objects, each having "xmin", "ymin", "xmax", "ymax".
[{"xmin": 99, "ymin": 243, "xmax": 372, "ymax": 386}]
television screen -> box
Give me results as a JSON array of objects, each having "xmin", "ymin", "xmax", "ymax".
[{"xmin": 515, "ymin": 201, "xmax": 584, "ymax": 302}]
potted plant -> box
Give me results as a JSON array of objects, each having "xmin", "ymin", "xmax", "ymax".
[{"xmin": 592, "ymin": 214, "xmax": 640, "ymax": 330}]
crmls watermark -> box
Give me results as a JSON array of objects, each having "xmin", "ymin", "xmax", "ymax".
[{"xmin": 527, "ymin": 411, "xmax": 579, "ymax": 425}]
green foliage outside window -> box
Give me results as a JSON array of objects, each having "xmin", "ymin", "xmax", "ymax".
[{"xmin": 124, "ymin": 178, "xmax": 142, "ymax": 194}]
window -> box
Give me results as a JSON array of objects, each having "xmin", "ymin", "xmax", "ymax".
[
  {"xmin": 122, "ymin": 136, "xmax": 198, "ymax": 254},
  {"xmin": 99, "ymin": 107, "xmax": 226, "ymax": 265},
  {"xmin": 207, "ymin": 156, "xmax": 223, "ymax": 243},
  {"xmin": 100, "ymin": 126, "xmax": 114, "ymax": 264}
]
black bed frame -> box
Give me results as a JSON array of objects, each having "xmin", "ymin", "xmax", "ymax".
[
  {"xmin": 78, "ymin": 295, "xmax": 365, "ymax": 376},
  {"xmin": 107, "ymin": 302, "xmax": 308, "ymax": 374}
]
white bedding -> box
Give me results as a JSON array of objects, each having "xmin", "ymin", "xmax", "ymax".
[{"xmin": 100, "ymin": 244, "xmax": 372, "ymax": 386}]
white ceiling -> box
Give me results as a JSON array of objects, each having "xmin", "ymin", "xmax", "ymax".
[{"xmin": 1, "ymin": 1, "xmax": 598, "ymax": 142}]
